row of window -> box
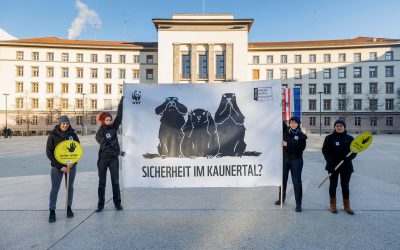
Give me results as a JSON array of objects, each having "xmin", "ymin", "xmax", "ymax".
[
  {"xmin": 16, "ymin": 51, "xmax": 154, "ymax": 64},
  {"xmin": 308, "ymin": 98, "xmax": 395, "ymax": 111},
  {"xmin": 252, "ymin": 66, "xmax": 395, "ymax": 80},
  {"xmin": 181, "ymin": 54, "xmax": 225, "ymax": 79},
  {"xmin": 308, "ymin": 116, "xmax": 395, "ymax": 127},
  {"xmin": 15, "ymin": 97, "xmax": 118, "ymax": 110},
  {"xmin": 15, "ymin": 66, "xmax": 151, "ymax": 79},
  {"xmin": 15, "ymin": 82, "xmax": 123, "ymax": 95},
  {"xmin": 291, "ymin": 82, "xmax": 394, "ymax": 95},
  {"xmin": 15, "ymin": 114, "xmax": 99, "ymax": 126},
  {"xmin": 252, "ymin": 51, "xmax": 394, "ymax": 64}
]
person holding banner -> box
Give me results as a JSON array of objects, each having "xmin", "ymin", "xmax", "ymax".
[
  {"xmin": 275, "ymin": 116, "xmax": 307, "ymax": 212},
  {"xmin": 322, "ymin": 119, "xmax": 357, "ymax": 215},
  {"xmin": 46, "ymin": 115, "xmax": 79, "ymax": 223},
  {"xmin": 95, "ymin": 97, "xmax": 124, "ymax": 212}
]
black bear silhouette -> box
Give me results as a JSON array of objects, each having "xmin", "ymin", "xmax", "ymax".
[
  {"xmin": 214, "ymin": 93, "xmax": 246, "ymax": 156},
  {"xmin": 180, "ymin": 109, "xmax": 220, "ymax": 158},
  {"xmin": 155, "ymin": 97, "xmax": 187, "ymax": 157}
]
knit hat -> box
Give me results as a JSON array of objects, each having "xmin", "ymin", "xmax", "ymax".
[
  {"xmin": 334, "ymin": 119, "xmax": 346, "ymax": 128},
  {"xmin": 97, "ymin": 111, "xmax": 112, "ymax": 126},
  {"xmin": 289, "ymin": 116, "xmax": 301, "ymax": 125},
  {"xmin": 58, "ymin": 115, "xmax": 70, "ymax": 124}
]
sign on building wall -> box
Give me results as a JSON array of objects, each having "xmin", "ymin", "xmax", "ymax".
[{"xmin": 122, "ymin": 81, "xmax": 282, "ymax": 188}]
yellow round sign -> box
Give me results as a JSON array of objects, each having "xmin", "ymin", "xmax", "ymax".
[
  {"xmin": 350, "ymin": 132, "xmax": 373, "ymax": 153},
  {"xmin": 54, "ymin": 140, "xmax": 83, "ymax": 165}
]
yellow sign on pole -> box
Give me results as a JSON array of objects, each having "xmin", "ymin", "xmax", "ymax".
[
  {"xmin": 54, "ymin": 140, "xmax": 83, "ymax": 164},
  {"xmin": 350, "ymin": 132, "xmax": 373, "ymax": 153}
]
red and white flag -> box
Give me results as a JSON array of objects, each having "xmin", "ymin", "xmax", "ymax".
[{"xmin": 282, "ymin": 88, "xmax": 290, "ymax": 121}]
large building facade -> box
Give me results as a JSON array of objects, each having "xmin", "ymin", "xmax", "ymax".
[{"xmin": 0, "ymin": 14, "xmax": 399, "ymax": 135}]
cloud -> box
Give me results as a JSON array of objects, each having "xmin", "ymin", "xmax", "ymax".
[
  {"xmin": 68, "ymin": 0, "xmax": 102, "ymax": 40},
  {"xmin": 0, "ymin": 27, "xmax": 17, "ymax": 40}
]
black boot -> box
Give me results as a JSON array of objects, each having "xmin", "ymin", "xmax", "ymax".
[
  {"xmin": 49, "ymin": 209, "xmax": 56, "ymax": 223},
  {"xmin": 295, "ymin": 204, "xmax": 302, "ymax": 212},
  {"xmin": 96, "ymin": 205, "xmax": 104, "ymax": 212},
  {"xmin": 274, "ymin": 187, "xmax": 285, "ymax": 205},
  {"xmin": 67, "ymin": 206, "xmax": 74, "ymax": 218},
  {"xmin": 115, "ymin": 204, "xmax": 123, "ymax": 211}
]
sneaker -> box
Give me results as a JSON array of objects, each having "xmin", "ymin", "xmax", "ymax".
[
  {"xmin": 49, "ymin": 210, "xmax": 56, "ymax": 223},
  {"xmin": 67, "ymin": 206, "xmax": 74, "ymax": 218},
  {"xmin": 115, "ymin": 205, "xmax": 123, "ymax": 211},
  {"xmin": 295, "ymin": 205, "xmax": 302, "ymax": 212},
  {"xmin": 95, "ymin": 206, "xmax": 104, "ymax": 213}
]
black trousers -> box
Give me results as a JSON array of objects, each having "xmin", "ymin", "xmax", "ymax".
[
  {"xmin": 329, "ymin": 170, "xmax": 352, "ymax": 199},
  {"xmin": 97, "ymin": 156, "xmax": 121, "ymax": 207},
  {"xmin": 280, "ymin": 158, "xmax": 303, "ymax": 206}
]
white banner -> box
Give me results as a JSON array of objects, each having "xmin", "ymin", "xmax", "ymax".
[{"xmin": 122, "ymin": 81, "xmax": 282, "ymax": 188}]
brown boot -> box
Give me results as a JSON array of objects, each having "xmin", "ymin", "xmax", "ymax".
[
  {"xmin": 329, "ymin": 198, "xmax": 338, "ymax": 214},
  {"xmin": 343, "ymin": 199, "xmax": 354, "ymax": 215}
]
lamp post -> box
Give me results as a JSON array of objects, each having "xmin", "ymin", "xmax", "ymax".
[
  {"xmin": 318, "ymin": 91, "xmax": 323, "ymax": 136},
  {"xmin": 82, "ymin": 93, "xmax": 86, "ymax": 136},
  {"xmin": 3, "ymin": 93, "xmax": 9, "ymax": 129}
]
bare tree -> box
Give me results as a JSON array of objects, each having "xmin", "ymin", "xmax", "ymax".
[{"xmin": 364, "ymin": 85, "xmax": 384, "ymax": 133}]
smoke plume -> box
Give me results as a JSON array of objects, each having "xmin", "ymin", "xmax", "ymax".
[{"xmin": 68, "ymin": 0, "xmax": 102, "ymax": 39}]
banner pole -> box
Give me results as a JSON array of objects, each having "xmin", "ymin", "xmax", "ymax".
[
  {"xmin": 121, "ymin": 81, "xmax": 125, "ymax": 208},
  {"xmin": 65, "ymin": 171, "xmax": 70, "ymax": 217}
]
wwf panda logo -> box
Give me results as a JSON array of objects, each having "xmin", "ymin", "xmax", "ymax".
[{"xmin": 132, "ymin": 91, "xmax": 141, "ymax": 104}]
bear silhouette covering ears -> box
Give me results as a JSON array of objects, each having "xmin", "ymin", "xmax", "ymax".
[
  {"xmin": 155, "ymin": 97, "xmax": 187, "ymax": 157},
  {"xmin": 180, "ymin": 108, "xmax": 220, "ymax": 158},
  {"xmin": 214, "ymin": 93, "xmax": 247, "ymax": 156}
]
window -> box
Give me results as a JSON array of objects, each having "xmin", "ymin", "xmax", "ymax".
[
  {"xmin": 369, "ymin": 66, "xmax": 378, "ymax": 78},
  {"xmin": 91, "ymin": 68, "xmax": 98, "ymax": 78},
  {"xmin": 294, "ymin": 69, "xmax": 302, "ymax": 79},
  {"xmin": 355, "ymin": 117, "xmax": 361, "ymax": 126},
  {"xmin": 76, "ymin": 116, "xmax": 83, "ymax": 125},
  {"xmin": 46, "ymin": 98, "xmax": 54, "ymax": 109},
  {"xmin": 16, "ymin": 82, "xmax": 24, "ymax": 92},
  {"xmin": 323, "ymin": 83, "xmax": 331, "ymax": 94},
  {"xmin": 385, "ymin": 51, "xmax": 393, "ymax": 60},
  {"xmin": 266, "ymin": 69, "xmax": 273, "ymax": 79},
  {"xmin": 353, "ymin": 67, "xmax": 362, "ymax": 78},
  {"xmin": 17, "ymin": 51, "xmax": 24, "ymax": 60},
  {"xmin": 61, "ymin": 83, "xmax": 69, "ymax": 94},
  {"xmin": 369, "ymin": 99, "xmax": 378, "ymax": 111},
  {"xmin": 46, "ymin": 115, "xmax": 52, "ymax": 125},
  {"xmin": 76, "ymin": 68, "xmax": 83, "ymax": 78},
  {"xmin": 198, "ymin": 55, "xmax": 208, "ymax": 79},
  {"xmin": 47, "ymin": 67, "xmax": 54, "ymax": 77},
  {"xmin": 119, "ymin": 55, "xmax": 126, "ymax": 63},
  {"xmin": 216, "ymin": 55, "xmax": 225, "ymax": 79},
  {"xmin": 91, "ymin": 54, "xmax": 98, "ymax": 62},
  {"xmin": 280, "ymin": 55, "xmax": 287, "ymax": 63},
  {"xmin": 386, "ymin": 117, "xmax": 393, "ymax": 126},
  {"xmin": 338, "ymin": 99, "xmax": 347, "ymax": 110},
  {"xmin": 309, "ymin": 54, "xmax": 316, "ymax": 63},
  {"xmin": 90, "ymin": 99, "xmax": 97, "ymax": 109},
  {"xmin": 62, "ymin": 67, "xmax": 69, "ymax": 78},
  {"xmin": 31, "ymin": 115, "xmax": 38, "ymax": 125},
  {"xmin": 104, "ymin": 99, "xmax": 112, "ymax": 110},
  {"xmin": 16, "ymin": 115, "xmax": 23, "ymax": 125},
  {"xmin": 16, "ymin": 66, "xmax": 24, "ymax": 76},
  {"xmin": 370, "ymin": 117, "xmax": 377, "ymax": 126},
  {"xmin": 323, "ymin": 69, "xmax": 331, "ymax": 79},
  {"xmin": 309, "ymin": 84, "xmax": 316, "ymax": 95},
  {"xmin": 105, "ymin": 54, "xmax": 112, "ymax": 63},
  {"xmin": 76, "ymin": 83, "xmax": 83, "ymax": 94},
  {"xmin": 119, "ymin": 69, "xmax": 126, "ymax": 79},
  {"xmin": 90, "ymin": 116, "xmax": 97, "ymax": 125},
  {"xmin": 16, "ymin": 98, "xmax": 24, "ymax": 109},
  {"xmin": 76, "ymin": 99, "xmax": 83, "ymax": 109},
  {"xmin": 146, "ymin": 69, "xmax": 154, "ymax": 79},
  {"xmin": 105, "ymin": 68, "xmax": 112, "ymax": 79},
  {"xmin": 61, "ymin": 99, "xmax": 69, "ymax": 109},
  {"xmin": 354, "ymin": 53, "xmax": 361, "ymax": 62},
  {"xmin": 119, "ymin": 84, "xmax": 123, "ymax": 94},
  {"xmin": 309, "ymin": 117, "xmax": 316, "ymax": 126},
  {"xmin": 323, "ymin": 54, "xmax": 331, "ymax": 62},
  {"xmin": 31, "ymin": 66, "xmax": 39, "ymax": 77},
  {"xmin": 324, "ymin": 117, "xmax": 331, "ymax": 126},
  {"xmin": 267, "ymin": 55, "xmax": 273, "ymax": 64},
  {"xmin": 252, "ymin": 69, "xmax": 260, "ymax": 80},
  {"xmin": 133, "ymin": 69, "xmax": 140, "ymax": 79},
  {"xmin": 323, "ymin": 99, "xmax": 331, "ymax": 110},
  {"xmin": 280, "ymin": 69, "xmax": 287, "ymax": 79},
  {"xmin": 339, "ymin": 53, "xmax": 346, "ymax": 62},
  {"xmin": 181, "ymin": 54, "xmax": 190, "ymax": 79},
  {"xmin": 369, "ymin": 52, "xmax": 377, "ymax": 61},
  {"xmin": 90, "ymin": 84, "xmax": 97, "ymax": 94},
  {"xmin": 354, "ymin": 83, "xmax": 362, "ymax": 94},
  {"xmin": 76, "ymin": 53, "xmax": 83, "ymax": 62},
  {"xmin": 386, "ymin": 82, "xmax": 394, "ymax": 93},
  {"xmin": 146, "ymin": 55, "xmax": 154, "ymax": 64},
  {"xmin": 369, "ymin": 82, "xmax": 378, "ymax": 94},
  {"xmin": 338, "ymin": 67, "xmax": 346, "ymax": 78},
  {"xmin": 47, "ymin": 83, "xmax": 54, "ymax": 93},
  {"xmin": 32, "ymin": 52, "xmax": 39, "ymax": 61},
  {"xmin": 385, "ymin": 99, "xmax": 394, "ymax": 110},
  {"xmin": 47, "ymin": 52, "xmax": 54, "ymax": 61},
  {"xmin": 253, "ymin": 55, "xmax": 260, "ymax": 64},
  {"xmin": 309, "ymin": 100, "xmax": 316, "ymax": 110},
  {"xmin": 31, "ymin": 98, "xmax": 39, "ymax": 108},
  {"xmin": 338, "ymin": 83, "xmax": 346, "ymax": 94},
  {"xmin": 62, "ymin": 53, "xmax": 69, "ymax": 62},
  {"xmin": 309, "ymin": 68, "xmax": 316, "ymax": 79},
  {"xmin": 354, "ymin": 99, "xmax": 362, "ymax": 110},
  {"xmin": 31, "ymin": 82, "xmax": 39, "ymax": 93},
  {"xmin": 105, "ymin": 84, "xmax": 112, "ymax": 94},
  {"xmin": 385, "ymin": 66, "xmax": 394, "ymax": 77},
  {"xmin": 133, "ymin": 55, "xmax": 140, "ymax": 64},
  {"xmin": 295, "ymin": 55, "xmax": 302, "ymax": 63}
]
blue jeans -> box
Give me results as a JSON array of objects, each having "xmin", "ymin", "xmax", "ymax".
[
  {"xmin": 49, "ymin": 166, "xmax": 76, "ymax": 210},
  {"xmin": 281, "ymin": 158, "xmax": 303, "ymax": 206}
]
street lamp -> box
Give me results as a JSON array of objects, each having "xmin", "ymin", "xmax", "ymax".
[
  {"xmin": 82, "ymin": 93, "xmax": 86, "ymax": 136},
  {"xmin": 318, "ymin": 91, "xmax": 323, "ymax": 136},
  {"xmin": 3, "ymin": 93, "xmax": 9, "ymax": 129}
]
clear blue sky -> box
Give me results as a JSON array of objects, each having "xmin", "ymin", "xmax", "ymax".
[{"xmin": 1, "ymin": 0, "xmax": 400, "ymax": 42}]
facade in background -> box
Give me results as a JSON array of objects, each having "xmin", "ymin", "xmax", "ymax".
[{"xmin": 0, "ymin": 14, "xmax": 399, "ymax": 135}]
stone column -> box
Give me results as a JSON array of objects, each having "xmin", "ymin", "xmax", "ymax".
[
  {"xmin": 173, "ymin": 43, "xmax": 180, "ymax": 83},
  {"xmin": 226, "ymin": 43, "xmax": 233, "ymax": 81},
  {"xmin": 190, "ymin": 44, "xmax": 197, "ymax": 83}
]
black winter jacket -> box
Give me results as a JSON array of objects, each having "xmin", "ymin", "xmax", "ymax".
[
  {"xmin": 96, "ymin": 98, "xmax": 123, "ymax": 158},
  {"xmin": 46, "ymin": 125, "xmax": 80, "ymax": 169},
  {"xmin": 283, "ymin": 127, "xmax": 307, "ymax": 160},
  {"xmin": 322, "ymin": 131, "xmax": 357, "ymax": 173}
]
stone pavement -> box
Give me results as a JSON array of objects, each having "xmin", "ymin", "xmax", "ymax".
[{"xmin": 0, "ymin": 133, "xmax": 399, "ymax": 250}]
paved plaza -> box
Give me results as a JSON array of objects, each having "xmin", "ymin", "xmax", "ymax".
[{"xmin": 0, "ymin": 133, "xmax": 399, "ymax": 250}]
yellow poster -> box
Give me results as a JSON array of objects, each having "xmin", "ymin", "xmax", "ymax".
[
  {"xmin": 350, "ymin": 132, "xmax": 373, "ymax": 153},
  {"xmin": 54, "ymin": 140, "xmax": 83, "ymax": 164}
]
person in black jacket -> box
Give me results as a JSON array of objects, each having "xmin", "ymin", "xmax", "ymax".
[
  {"xmin": 46, "ymin": 115, "xmax": 79, "ymax": 223},
  {"xmin": 275, "ymin": 116, "xmax": 307, "ymax": 212},
  {"xmin": 95, "ymin": 97, "xmax": 124, "ymax": 212},
  {"xmin": 322, "ymin": 119, "xmax": 357, "ymax": 215}
]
